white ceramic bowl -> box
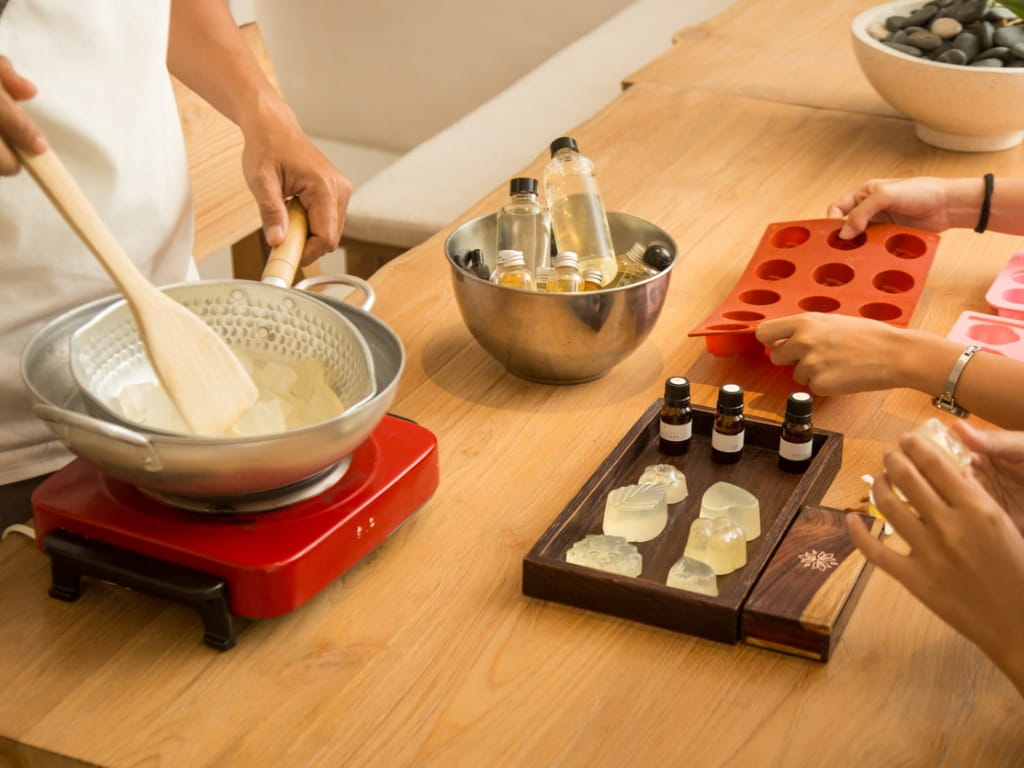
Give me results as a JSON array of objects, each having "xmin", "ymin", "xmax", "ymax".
[{"xmin": 852, "ymin": 0, "xmax": 1024, "ymax": 151}]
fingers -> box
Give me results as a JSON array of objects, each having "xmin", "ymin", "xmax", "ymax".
[
  {"xmin": 871, "ymin": 465, "xmax": 927, "ymax": 547},
  {"xmin": 0, "ymin": 57, "xmax": 47, "ymax": 176},
  {"xmin": 297, "ymin": 171, "xmax": 351, "ymax": 265},
  {"xmin": 846, "ymin": 512, "xmax": 911, "ymax": 581},
  {"xmin": 954, "ymin": 420, "xmax": 1024, "ymax": 464}
]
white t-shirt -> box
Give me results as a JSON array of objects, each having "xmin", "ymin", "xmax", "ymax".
[{"xmin": 0, "ymin": 0, "xmax": 195, "ymax": 484}]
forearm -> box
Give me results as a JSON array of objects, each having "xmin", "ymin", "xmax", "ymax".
[
  {"xmin": 167, "ymin": 0, "xmax": 295, "ymax": 135},
  {"xmin": 942, "ymin": 176, "xmax": 1024, "ymax": 236},
  {"xmin": 891, "ymin": 330, "xmax": 1024, "ymax": 429}
]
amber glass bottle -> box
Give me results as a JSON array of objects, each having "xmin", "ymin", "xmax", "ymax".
[
  {"xmin": 711, "ymin": 384, "xmax": 745, "ymax": 464},
  {"xmin": 778, "ymin": 392, "xmax": 814, "ymax": 472},
  {"xmin": 659, "ymin": 376, "xmax": 692, "ymax": 455}
]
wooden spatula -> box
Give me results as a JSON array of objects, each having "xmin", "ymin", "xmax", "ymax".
[{"xmin": 18, "ymin": 147, "xmax": 259, "ymax": 436}]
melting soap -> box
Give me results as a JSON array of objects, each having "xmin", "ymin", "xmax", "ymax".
[
  {"xmin": 638, "ymin": 464, "xmax": 688, "ymax": 504},
  {"xmin": 566, "ymin": 534, "xmax": 642, "ymax": 577},
  {"xmin": 683, "ymin": 516, "xmax": 746, "ymax": 575},
  {"xmin": 666, "ymin": 556, "xmax": 718, "ymax": 596},
  {"xmin": 114, "ymin": 353, "xmax": 345, "ymax": 436},
  {"xmin": 603, "ymin": 483, "xmax": 668, "ymax": 542},
  {"xmin": 700, "ymin": 481, "xmax": 760, "ymax": 541}
]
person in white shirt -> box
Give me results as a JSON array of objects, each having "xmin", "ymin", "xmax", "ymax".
[{"xmin": 0, "ymin": 0, "xmax": 351, "ymax": 527}]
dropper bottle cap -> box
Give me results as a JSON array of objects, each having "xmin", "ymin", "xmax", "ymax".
[
  {"xmin": 509, "ymin": 177, "xmax": 538, "ymax": 195},
  {"xmin": 664, "ymin": 376, "xmax": 690, "ymax": 403}
]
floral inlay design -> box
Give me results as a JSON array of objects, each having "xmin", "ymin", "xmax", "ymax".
[{"xmin": 797, "ymin": 549, "xmax": 838, "ymax": 572}]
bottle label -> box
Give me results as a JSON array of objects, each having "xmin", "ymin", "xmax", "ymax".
[
  {"xmin": 660, "ymin": 421, "xmax": 692, "ymax": 442},
  {"xmin": 779, "ymin": 437, "xmax": 813, "ymax": 461},
  {"xmin": 711, "ymin": 430, "xmax": 744, "ymax": 453}
]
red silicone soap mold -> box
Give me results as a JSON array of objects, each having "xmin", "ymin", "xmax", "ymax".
[
  {"xmin": 946, "ymin": 310, "xmax": 1024, "ymax": 360},
  {"xmin": 984, "ymin": 252, "xmax": 1024, "ymax": 320},
  {"xmin": 689, "ymin": 219, "xmax": 940, "ymax": 357}
]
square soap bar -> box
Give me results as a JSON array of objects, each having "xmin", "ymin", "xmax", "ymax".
[
  {"xmin": 740, "ymin": 505, "xmax": 884, "ymax": 661},
  {"xmin": 689, "ymin": 219, "xmax": 939, "ymax": 357}
]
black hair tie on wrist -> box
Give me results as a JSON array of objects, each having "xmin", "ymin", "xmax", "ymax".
[{"xmin": 975, "ymin": 172, "xmax": 994, "ymax": 234}]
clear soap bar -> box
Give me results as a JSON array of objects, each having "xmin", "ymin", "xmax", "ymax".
[
  {"xmin": 666, "ymin": 555, "xmax": 718, "ymax": 596},
  {"xmin": 603, "ymin": 483, "xmax": 668, "ymax": 542},
  {"xmin": 913, "ymin": 417, "xmax": 972, "ymax": 469},
  {"xmin": 684, "ymin": 516, "xmax": 747, "ymax": 575},
  {"xmin": 566, "ymin": 534, "xmax": 642, "ymax": 577},
  {"xmin": 638, "ymin": 464, "xmax": 688, "ymax": 504},
  {"xmin": 700, "ymin": 481, "xmax": 760, "ymax": 541}
]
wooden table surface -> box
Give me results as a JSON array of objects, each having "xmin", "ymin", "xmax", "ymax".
[
  {"xmin": 624, "ymin": 0, "xmax": 901, "ymax": 119},
  {"xmin": 4, "ymin": 9, "xmax": 1024, "ymax": 768}
]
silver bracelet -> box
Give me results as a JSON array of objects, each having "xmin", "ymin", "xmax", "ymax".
[{"xmin": 932, "ymin": 345, "xmax": 980, "ymax": 418}]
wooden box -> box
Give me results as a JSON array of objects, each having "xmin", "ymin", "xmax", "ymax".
[
  {"xmin": 522, "ymin": 399, "xmax": 846, "ymax": 649},
  {"xmin": 742, "ymin": 505, "xmax": 883, "ymax": 661}
]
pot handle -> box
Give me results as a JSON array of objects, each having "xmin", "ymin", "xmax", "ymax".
[
  {"xmin": 293, "ymin": 274, "xmax": 375, "ymax": 312},
  {"xmin": 33, "ymin": 403, "xmax": 164, "ymax": 472}
]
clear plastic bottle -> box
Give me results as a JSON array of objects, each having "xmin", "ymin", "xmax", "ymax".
[
  {"xmin": 548, "ymin": 251, "xmax": 583, "ymax": 293},
  {"xmin": 542, "ymin": 137, "xmax": 617, "ymax": 286},
  {"xmin": 492, "ymin": 249, "xmax": 536, "ymax": 291},
  {"xmin": 496, "ymin": 177, "xmax": 551, "ymax": 274},
  {"xmin": 611, "ymin": 242, "xmax": 659, "ymax": 286},
  {"xmin": 581, "ymin": 268, "xmax": 603, "ymax": 292}
]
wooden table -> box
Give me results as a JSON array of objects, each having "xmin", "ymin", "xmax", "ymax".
[
  {"xmin": 624, "ymin": 0, "xmax": 900, "ymax": 119},
  {"xmin": 4, "ymin": 23, "xmax": 1024, "ymax": 768}
]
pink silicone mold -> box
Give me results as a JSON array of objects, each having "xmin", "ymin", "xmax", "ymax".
[
  {"xmin": 946, "ymin": 310, "xmax": 1024, "ymax": 359},
  {"xmin": 984, "ymin": 252, "xmax": 1024, "ymax": 320},
  {"xmin": 689, "ymin": 219, "xmax": 940, "ymax": 357}
]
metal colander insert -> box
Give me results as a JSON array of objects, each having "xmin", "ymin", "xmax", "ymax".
[{"xmin": 70, "ymin": 280, "xmax": 376, "ymax": 436}]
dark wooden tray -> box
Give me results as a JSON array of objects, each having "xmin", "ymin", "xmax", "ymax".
[{"xmin": 522, "ymin": 399, "xmax": 843, "ymax": 644}]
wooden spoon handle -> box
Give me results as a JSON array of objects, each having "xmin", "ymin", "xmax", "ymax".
[
  {"xmin": 16, "ymin": 147, "xmax": 151, "ymax": 297},
  {"xmin": 261, "ymin": 198, "xmax": 308, "ymax": 287}
]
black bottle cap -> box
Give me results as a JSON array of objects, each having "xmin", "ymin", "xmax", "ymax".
[
  {"xmin": 510, "ymin": 177, "xmax": 538, "ymax": 195},
  {"xmin": 664, "ymin": 376, "xmax": 690, "ymax": 403},
  {"xmin": 786, "ymin": 391, "xmax": 813, "ymax": 419},
  {"xmin": 643, "ymin": 244, "xmax": 672, "ymax": 271},
  {"xmin": 717, "ymin": 383, "xmax": 744, "ymax": 410},
  {"xmin": 550, "ymin": 136, "xmax": 579, "ymax": 155}
]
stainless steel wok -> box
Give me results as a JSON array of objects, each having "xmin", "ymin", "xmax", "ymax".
[{"xmin": 20, "ymin": 284, "xmax": 404, "ymax": 504}]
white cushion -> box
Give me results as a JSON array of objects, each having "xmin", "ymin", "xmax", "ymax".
[{"xmin": 343, "ymin": 0, "xmax": 735, "ymax": 248}]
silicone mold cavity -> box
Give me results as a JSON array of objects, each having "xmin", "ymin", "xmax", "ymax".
[
  {"xmin": 987, "ymin": 253, "xmax": 1024, "ymax": 320},
  {"xmin": 945, "ymin": 310, "xmax": 1024, "ymax": 359},
  {"xmin": 689, "ymin": 219, "xmax": 939, "ymax": 357}
]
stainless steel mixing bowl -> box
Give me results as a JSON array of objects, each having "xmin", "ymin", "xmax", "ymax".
[
  {"xmin": 20, "ymin": 290, "xmax": 403, "ymax": 502},
  {"xmin": 445, "ymin": 212, "xmax": 677, "ymax": 383}
]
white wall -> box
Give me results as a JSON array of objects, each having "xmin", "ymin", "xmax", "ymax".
[{"xmin": 249, "ymin": 0, "xmax": 634, "ymax": 153}]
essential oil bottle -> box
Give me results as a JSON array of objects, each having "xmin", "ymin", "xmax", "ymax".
[
  {"xmin": 492, "ymin": 249, "xmax": 536, "ymax": 290},
  {"xmin": 711, "ymin": 384, "xmax": 745, "ymax": 464},
  {"xmin": 659, "ymin": 376, "xmax": 693, "ymax": 455},
  {"xmin": 778, "ymin": 392, "xmax": 814, "ymax": 472},
  {"xmin": 582, "ymin": 267, "xmax": 603, "ymax": 291},
  {"xmin": 547, "ymin": 251, "xmax": 583, "ymax": 293}
]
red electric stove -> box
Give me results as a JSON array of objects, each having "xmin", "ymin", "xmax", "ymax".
[{"xmin": 30, "ymin": 414, "xmax": 439, "ymax": 650}]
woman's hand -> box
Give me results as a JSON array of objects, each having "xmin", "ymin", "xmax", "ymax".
[
  {"xmin": 826, "ymin": 177, "xmax": 965, "ymax": 239},
  {"xmin": 953, "ymin": 421, "xmax": 1024, "ymax": 536},
  {"xmin": 848, "ymin": 429, "xmax": 1024, "ymax": 696},
  {"xmin": 240, "ymin": 102, "xmax": 352, "ymax": 266},
  {"xmin": 0, "ymin": 56, "xmax": 47, "ymax": 175},
  {"xmin": 755, "ymin": 313, "xmax": 911, "ymax": 394}
]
